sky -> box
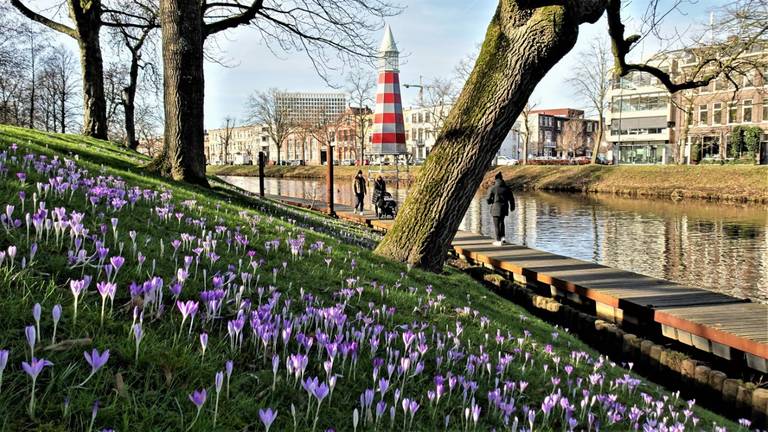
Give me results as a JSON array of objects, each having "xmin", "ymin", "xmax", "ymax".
[
  {"xmin": 26, "ymin": 0, "xmax": 725, "ymax": 129},
  {"xmin": 201, "ymin": 0, "xmax": 723, "ymax": 129}
]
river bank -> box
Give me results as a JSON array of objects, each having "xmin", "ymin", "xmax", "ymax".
[{"xmin": 208, "ymin": 163, "xmax": 768, "ymax": 203}]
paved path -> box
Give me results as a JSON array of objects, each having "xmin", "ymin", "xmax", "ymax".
[{"xmin": 267, "ymin": 193, "xmax": 768, "ymax": 371}]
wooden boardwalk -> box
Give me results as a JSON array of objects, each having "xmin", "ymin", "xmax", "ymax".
[{"xmin": 267, "ymin": 194, "xmax": 768, "ymax": 372}]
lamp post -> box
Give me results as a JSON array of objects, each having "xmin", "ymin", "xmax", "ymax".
[
  {"xmin": 258, "ymin": 151, "xmax": 265, "ymax": 197},
  {"xmin": 327, "ymin": 142, "xmax": 336, "ymax": 217}
]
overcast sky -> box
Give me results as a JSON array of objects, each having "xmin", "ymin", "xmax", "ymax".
[{"xmin": 28, "ymin": 0, "xmax": 724, "ymax": 129}]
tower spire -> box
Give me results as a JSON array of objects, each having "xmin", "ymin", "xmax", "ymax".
[{"xmin": 371, "ymin": 24, "xmax": 406, "ymax": 156}]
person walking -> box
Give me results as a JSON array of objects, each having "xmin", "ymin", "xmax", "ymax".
[
  {"xmin": 372, "ymin": 175, "xmax": 386, "ymax": 218},
  {"xmin": 353, "ymin": 170, "xmax": 367, "ymax": 215},
  {"xmin": 486, "ymin": 171, "xmax": 515, "ymax": 246}
]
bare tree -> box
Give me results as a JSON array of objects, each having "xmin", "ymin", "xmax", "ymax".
[
  {"xmin": 567, "ymin": 38, "xmax": 610, "ymax": 163},
  {"xmin": 103, "ymin": 62, "xmax": 128, "ymax": 141},
  {"xmin": 37, "ymin": 46, "xmax": 80, "ymax": 133},
  {"xmin": 346, "ymin": 67, "xmax": 376, "ymax": 163},
  {"xmin": 556, "ymin": 119, "xmax": 586, "ymax": 158},
  {"xmin": 106, "ymin": 1, "xmax": 159, "ymax": 150},
  {"xmin": 376, "ymin": 0, "xmax": 766, "ymax": 271},
  {"xmin": 420, "ymin": 77, "xmax": 459, "ymax": 137},
  {"xmin": 247, "ymin": 89, "xmax": 295, "ymax": 165},
  {"xmin": 147, "ymin": 0, "xmax": 400, "ymax": 186},
  {"xmin": 219, "ymin": 117, "xmax": 236, "ymax": 165},
  {"xmin": 309, "ymin": 106, "xmax": 345, "ymax": 165},
  {"xmin": 519, "ymin": 101, "xmax": 538, "ymax": 165}
]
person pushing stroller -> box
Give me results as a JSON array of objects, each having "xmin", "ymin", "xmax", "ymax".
[{"xmin": 372, "ymin": 175, "xmax": 386, "ymax": 218}]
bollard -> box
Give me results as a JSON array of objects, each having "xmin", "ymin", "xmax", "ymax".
[{"xmin": 751, "ymin": 388, "xmax": 768, "ymax": 428}]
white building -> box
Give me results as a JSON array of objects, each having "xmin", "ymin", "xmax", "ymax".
[
  {"xmin": 276, "ymin": 92, "xmax": 347, "ymax": 124},
  {"xmin": 606, "ymin": 71, "xmax": 675, "ymax": 164}
]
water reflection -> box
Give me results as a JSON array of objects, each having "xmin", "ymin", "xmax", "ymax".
[{"xmin": 221, "ymin": 175, "xmax": 768, "ymax": 303}]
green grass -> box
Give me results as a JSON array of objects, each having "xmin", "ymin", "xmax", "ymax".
[{"xmin": 0, "ymin": 125, "xmax": 737, "ymax": 431}]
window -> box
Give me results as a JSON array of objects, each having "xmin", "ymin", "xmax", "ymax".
[
  {"xmin": 586, "ymin": 122, "xmax": 593, "ymax": 132},
  {"xmin": 728, "ymin": 102, "xmax": 738, "ymax": 124},
  {"xmin": 418, "ymin": 113, "xmax": 424, "ymax": 123},
  {"xmin": 698, "ymin": 104, "xmax": 708, "ymax": 125},
  {"xmin": 544, "ymin": 130, "xmax": 552, "ymax": 142},
  {"xmin": 411, "ymin": 113, "xmax": 417, "ymax": 123},
  {"xmin": 424, "ymin": 112, "xmax": 430, "ymax": 122},
  {"xmin": 763, "ymin": 100, "xmax": 768, "ymax": 122},
  {"xmin": 411, "ymin": 129, "xmax": 417, "ymax": 140},
  {"xmin": 713, "ymin": 103, "xmax": 722, "ymax": 124},
  {"xmin": 417, "ymin": 128, "xmax": 423, "ymax": 143},
  {"xmin": 743, "ymin": 100, "xmax": 753, "ymax": 123}
]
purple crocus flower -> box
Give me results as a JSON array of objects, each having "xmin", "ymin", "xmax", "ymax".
[
  {"xmin": 32, "ymin": 303, "xmax": 41, "ymax": 343},
  {"xmin": 188, "ymin": 389, "xmax": 207, "ymax": 430},
  {"xmin": 51, "ymin": 304, "xmax": 62, "ymax": 344},
  {"xmin": 200, "ymin": 332, "xmax": 208, "ymax": 358},
  {"xmin": 0, "ymin": 349, "xmax": 8, "ymax": 392},
  {"xmin": 259, "ymin": 408, "xmax": 278, "ymax": 432},
  {"xmin": 225, "ymin": 360, "xmax": 234, "ymax": 399},
  {"xmin": 25, "ymin": 325, "xmax": 36, "ymax": 357},
  {"xmin": 84, "ymin": 349, "xmax": 110, "ymax": 376},
  {"xmin": 22, "ymin": 357, "xmax": 53, "ymax": 417},
  {"xmin": 110, "ymin": 256, "xmax": 125, "ymax": 273},
  {"xmin": 214, "ymin": 371, "xmax": 224, "ymax": 427},
  {"xmin": 189, "ymin": 389, "xmax": 207, "ymax": 408}
]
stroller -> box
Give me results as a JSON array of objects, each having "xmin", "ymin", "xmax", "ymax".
[{"xmin": 377, "ymin": 192, "xmax": 398, "ymax": 219}]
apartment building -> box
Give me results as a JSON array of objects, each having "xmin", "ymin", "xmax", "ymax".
[
  {"xmin": 676, "ymin": 53, "xmax": 768, "ymax": 163},
  {"xmin": 608, "ymin": 44, "xmax": 767, "ymax": 164},
  {"xmin": 606, "ymin": 72, "xmax": 676, "ymax": 164},
  {"xmin": 205, "ymin": 124, "xmax": 274, "ymax": 165},
  {"xmin": 276, "ymin": 92, "xmax": 347, "ymax": 124},
  {"xmin": 518, "ymin": 108, "xmax": 599, "ymax": 158}
]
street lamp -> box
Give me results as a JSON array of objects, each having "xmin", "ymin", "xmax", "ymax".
[{"xmin": 326, "ymin": 142, "xmax": 337, "ymax": 218}]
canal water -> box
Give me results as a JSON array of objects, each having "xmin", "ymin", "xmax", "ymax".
[{"xmin": 221, "ymin": 175, "xmax": 768, "ymax": 303}]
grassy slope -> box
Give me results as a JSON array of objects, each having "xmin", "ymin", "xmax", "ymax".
[
  {"xmin": 0, "ymin": 125, "xmax": 736, "ymax": 431},
  {"xmin": 209, "ymin": 163, "xmax": 768, "ymax": 203}
]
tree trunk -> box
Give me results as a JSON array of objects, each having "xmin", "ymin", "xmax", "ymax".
[
  {"xmin": 122, "ymin": 52, "xmax": 139, "ymax": 150},
  {"xmin": 147, "ymin": 0, "xmax": 209, "ymax": 186},
  {"xmin": 76, "ymin": 9, "xmax": 108, "ymax": 139},
  {"xmin": 376, "ymin": 2, "xmax": 599, "ymax": 271},
  {"xmin": 591, "ymin": 115, "xmax": 603, "ymax": 164}
]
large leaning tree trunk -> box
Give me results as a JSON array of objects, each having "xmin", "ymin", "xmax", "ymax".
[
  {"xmin": 147, "ymin": 0, "xmax": 208, "ymax": 186},
  {"xmin": 375, "ymin": 0, "xmax": 606, "ymax": 271},
  {"xmin": 11, "ymin": 0, "xmax": 108, "ymax": 139}
]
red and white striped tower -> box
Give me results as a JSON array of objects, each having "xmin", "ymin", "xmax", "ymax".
[{"xmin": 371, "ymin": 25, "xmax": 406, "ymax": 155}]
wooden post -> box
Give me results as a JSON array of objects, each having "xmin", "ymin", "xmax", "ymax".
[
  {"xmin": 258, "ymin": 151, "xmax": 265, "ymax": 197},
  {"xmin": 327, "ymin": 145, "xmax": 336, "ymax": 217}
]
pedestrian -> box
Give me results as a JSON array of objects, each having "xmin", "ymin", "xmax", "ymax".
[
  {"xmin": 372, "ymin": 175, "xmax": 386, "ymax": 218},
  {"xmin": 486, "ymin": 171, "xmax": 515, "ymax": 246},
  {"xmin": 353, "ymin": 170, "xmax": 367, "ymax": 215}
]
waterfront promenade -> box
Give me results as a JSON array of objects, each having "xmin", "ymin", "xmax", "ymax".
[{"xmin": 268, "ymin": 193, "xmax": 768, "ymax": 374}]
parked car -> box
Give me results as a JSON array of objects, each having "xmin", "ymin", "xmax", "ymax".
[
  {"xmin": 495, "ymin": 156, "xmax": 519, "ymax": 166},
  {"xmin": 340, "ymin": 159, "xmax": 355, "ymax": 166}
]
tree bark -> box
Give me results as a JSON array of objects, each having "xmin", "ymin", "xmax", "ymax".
[
  {"xmin": 78, "ymin": 24, "xmax": 107, "ymax": 139},
  {"xmin": 375, "ymin": 1, "xmax": 604, "ymax": 271},
  {"xmin": 147, "ymin": 0, "xmax": 209, "ymax": 186},
  {"xmin": 591, "ymin": 115, "xmax": 603, "ymax": 164},
  {"xmin": 122, "ymin": 52, "xmax": 139, "ymax": 150}
]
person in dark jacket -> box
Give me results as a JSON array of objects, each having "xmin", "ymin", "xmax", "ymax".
[
  {"xmin": 372, "ymin": 175, "xmax": 386, "ymax": 218},
  {"xmin": 486, "ymin": 171, "xmax": 515, "ymax": 246},
  {"xmin": 353, "ymin": 170, "xmax": 367, "ymax": 215}
]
